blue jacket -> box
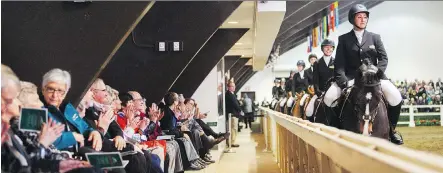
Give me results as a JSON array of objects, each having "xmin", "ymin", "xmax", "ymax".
[{"xmin": 46, "ymin": 103, "xmax": 95, "ymax": 150}]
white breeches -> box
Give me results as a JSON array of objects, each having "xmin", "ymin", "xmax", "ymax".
[
  {"xmin": 299, "ymin": 94, "xmax": 309, "ymax": 106},
  {"xmin": 324, "ymin": 80, "xmax": 402, "ymax": 107},
  {"xmin": 306, "ymin": 95, "xmax": 318, "ymax": 117}
]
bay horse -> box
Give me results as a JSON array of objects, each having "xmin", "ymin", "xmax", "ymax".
[
  {"xmin": 292, "ymin": 86, "xmax": 315, "ymax": 119},
  {"xmin": 338, "ymin": 59, "xmax": 389, "ymax": 139}
]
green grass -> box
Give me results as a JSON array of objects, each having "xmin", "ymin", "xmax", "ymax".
[{"xmin": 397, "ymin": 126, "xmax": 443, "ymax": 156}]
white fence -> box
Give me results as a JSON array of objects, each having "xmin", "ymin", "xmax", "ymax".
[{"xmin": 398, "ymin": 105, "xmax": 443, "ymax": 127}]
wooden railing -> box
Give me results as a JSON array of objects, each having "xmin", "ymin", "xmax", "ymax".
[{"xmin": 260, "ymin": 107, "xmax": 443, "ymax": 173}]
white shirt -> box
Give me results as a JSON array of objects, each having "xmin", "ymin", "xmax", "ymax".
[
  {"xmin": 323, "ymin": 56, "xmax": 332, "ymax": 66},
  {"xmin": 299, "ymin": 70, "xmax": 305, "ymax": 79},
  {"xmin": 354, "ymin": 29, "xmax": 364, "ymax": 44}
]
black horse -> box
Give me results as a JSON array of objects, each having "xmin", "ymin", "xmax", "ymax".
[{"xmin": 337, "ymin": 59, "xmax": 390, "ymax": 140}]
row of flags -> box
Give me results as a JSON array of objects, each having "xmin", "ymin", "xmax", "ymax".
[{"xmin": 307, "ymin": 1, "xmax": 339, "ymax": 53}]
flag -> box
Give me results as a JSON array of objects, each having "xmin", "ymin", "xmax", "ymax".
[
  {"xmin": 307, "ymin": 35, "xmax": 311, "ymax": 53},
  {"xmin": 334, "ymin": 1, "xmax": 339, "ymax": 28},
  {"xmin": 309, "ymin": 33, "xmax": 313, "ymax": 50},
  {"xmin": 323, "ymin": 16, "xmax": 328, "ymax": 38},
  {"xmin": 317, "ymin": 26, "xmax": 321, "ymax": 45},
  {"xmin": 319, "ymin": 21, "xmax": 323, "ymax": 43},
  {"xmin": 314, "ymin": 27, "xmax": 319, "ymax": 47},
  {"xmin": 312, "ymin": 28, "xmax": 317, "ymax": 48},
  {"xmin": 329, "ymin": 3, "xmax": 335, "ymax": 32}
]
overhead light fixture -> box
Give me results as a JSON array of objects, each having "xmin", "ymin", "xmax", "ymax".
[
  {"xmin": 228, "ymin": 21, "xmax": 239, "ymax": 24},
  {"xmin": 235, "ymin": 43, "xmax": 243, "ymax": 45},
  {"xmin": 241, "ymin": 55, "xmax": 245, "ymax": 57}
]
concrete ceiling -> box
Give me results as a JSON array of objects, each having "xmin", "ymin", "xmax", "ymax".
[{"xmin": 221, "ymin": 1, "xmax": 286, "ymax": 71}]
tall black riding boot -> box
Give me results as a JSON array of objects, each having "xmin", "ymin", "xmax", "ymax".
[
  {"xmin": 299, "ymin": 105, "xmax": 306, "ymax": 120},
  {"xmin": 387, "ymin": 101, "xmax": 404, "ymax": 145}
]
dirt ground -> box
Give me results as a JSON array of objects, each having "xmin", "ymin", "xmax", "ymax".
[{"xmin": 397, "ymin": 126, "xmax": 443, "ymax": 156}]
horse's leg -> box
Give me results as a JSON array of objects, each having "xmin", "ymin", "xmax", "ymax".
[
  {"xmin": 371, "ymin": 105, "xmax": 390, "ymax": 140},
  {"xmin": 340, "ymin": 100, "xmax": 361, "ymax": 133}
]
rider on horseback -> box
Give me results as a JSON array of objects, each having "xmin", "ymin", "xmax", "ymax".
[
  {"xmin": 306, "ymin": 54, "xmax": 318, "ymax": 86},
  {"xmin": 323, "ymin": 4, "xmax": 404, "ymax": 145},
  {"xmin": 292, "ymin": 60, "xmax": 310, "ymax": 117},
  {"xmin": 306, "ymin": 39, "xmax": 336, "ymax": 123}
]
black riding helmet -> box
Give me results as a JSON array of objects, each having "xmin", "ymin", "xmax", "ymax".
[
  {"xmin": 297, "ymin": 60, "xmax": 306, "ymax": 68},
  {"xmin": 307, "ymin": 54, "xmax": 317, "ymax": 62},
  {"xmin": 321, "ymin": 39, "xmax": 335, "ymax": 49},
  {"xmin": 348, "ymin": 4, "xmax": 370, "ymax": 25}
]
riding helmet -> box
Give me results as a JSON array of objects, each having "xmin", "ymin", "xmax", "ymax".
[
  {"xmin": 297, "ymin": 60, "xmax": 306, "ymax": 68},
  {"xmin": 321, "ymin": 39, "xmax": 336, "ymax": 49},
  {"xmin": 348, "ymin": 4, "xmax": 370, "ymax": 25},
  {"xmin": 307, "ymin": 54, "xmax": 317, "ymax": 61}
]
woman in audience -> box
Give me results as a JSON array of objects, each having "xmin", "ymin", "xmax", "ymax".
[
  {"xmin": 1, "ymin": 65, "xmax": 101, "ymax": 173},
  {"xmin": 39, "ymin": 69, "xmax": 106, "ymax": 156},
  {"xmin": 39, "ymin": 69, "xmax": 132, "ymax": 173},
  {"xmin": 160, "ymin": 92, "xmax": 207, "ymax": 170}
]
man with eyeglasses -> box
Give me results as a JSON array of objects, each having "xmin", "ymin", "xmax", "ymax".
[
  {"xmin": 83, "ymin": 79, "xmax": 149, "ymax": 173},
  {"xmin": 128, "ymin": 91, "xmax": 148, "ymax": 118}
]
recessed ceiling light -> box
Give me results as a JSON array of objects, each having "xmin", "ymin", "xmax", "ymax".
[
  {"xmin": 241, "ymin": 55, "xmax": 245, "ymax": 57},
  {"xmin": 235, "ymin": 43, "xmax": 243, "ymax": 45},
  {"xmin": 228, "ymin": 21, "xmax": 239, "ymax": 24}
]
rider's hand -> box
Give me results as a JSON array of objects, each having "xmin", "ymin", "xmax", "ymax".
[
  {"xmin": 347, "ymin": 79, "xmax": 355, "ymax": 87},
  {"xmin": 315, "ymin": 91, "xmax": 323, "ymax": 98}
]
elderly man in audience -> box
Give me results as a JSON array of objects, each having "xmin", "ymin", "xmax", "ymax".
[
  {"xmin": 1, "ymin": 65, "xmax": 101, "ymax": 173},
  {"xmin": 120, "ymin": 91, "xmax": 189, "ymax": 173},
  {"xmin": 105, "ymin": 88, "xmax": 164, "ymax": 173},
  {"xmin": 83, "ymin": 78, "xmax": 155, "ymax": 173}
]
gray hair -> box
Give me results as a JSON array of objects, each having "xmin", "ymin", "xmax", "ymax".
[
  {"xmin": 1, "ymin": 64, "xmax": 21, "ymax": 90},
  {"xmin": 18, "ymin": 81, "xmax": 38, "ymax": 106},
  {"xmin": 42, "ymin": 68, "xmax": 71, "ymax": 91},
  {"xmin": 91, "ymin": 78, "xmax": 105, "ymax": 90}
]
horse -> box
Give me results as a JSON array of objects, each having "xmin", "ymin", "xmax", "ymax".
[
  {"xmin": 292, "ymin": 86, "xmax": 315, "ymax": 119},
  {"xmin": 337, "ymin": 59, "xmax": 390, "ymax": 139},
  {"xmin": 283, "ymin": 91, "xmax": 295, "ymax": 115}
]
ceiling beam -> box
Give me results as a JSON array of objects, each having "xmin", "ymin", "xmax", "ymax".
[
  {"xmin": 224, "ymin": 55, "xmax": 241, "ymax": 72},
  {"xmin": 169, "ymin": 28, "xmax": 248, "ymax": 97},
  {"xmin": 276, "ymin": 1, "xmax": 333, "ymax": 43}
]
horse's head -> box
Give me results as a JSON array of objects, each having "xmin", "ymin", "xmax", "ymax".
[
  {"xmin": 353, "ymin": 59, "xmax": 385, "ymax": 136},
  {"xmin": 307, "ymin": 86, "xmax": 315, "ymax": 95},
  {"xmin": 355, "ymin": 59, "xmax": 384, "ymax": 88}
]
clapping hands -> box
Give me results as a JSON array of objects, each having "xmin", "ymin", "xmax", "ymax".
[
  {"xmin": 148, "ymin": 103, "xmax": 163, "ymax": 122},
  {"xmin": 39, "ymin": 118, "xmax": 65, "ymax": 148}
]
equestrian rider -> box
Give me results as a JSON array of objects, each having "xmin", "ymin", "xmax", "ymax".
[
  {"xmin": 323, "ymin": 4, "xmax": 404, "ymax": 145},
  {"xmin": 292, "ymin": 60, "xmax": 310, "ymax": 116},
  {"xmin": 306, "ymin": 54, "xmax": 318, "ymax": 86},
  {"xmin": 306, "ymin": 39, "xmax": 336, "ymax": 120}
]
